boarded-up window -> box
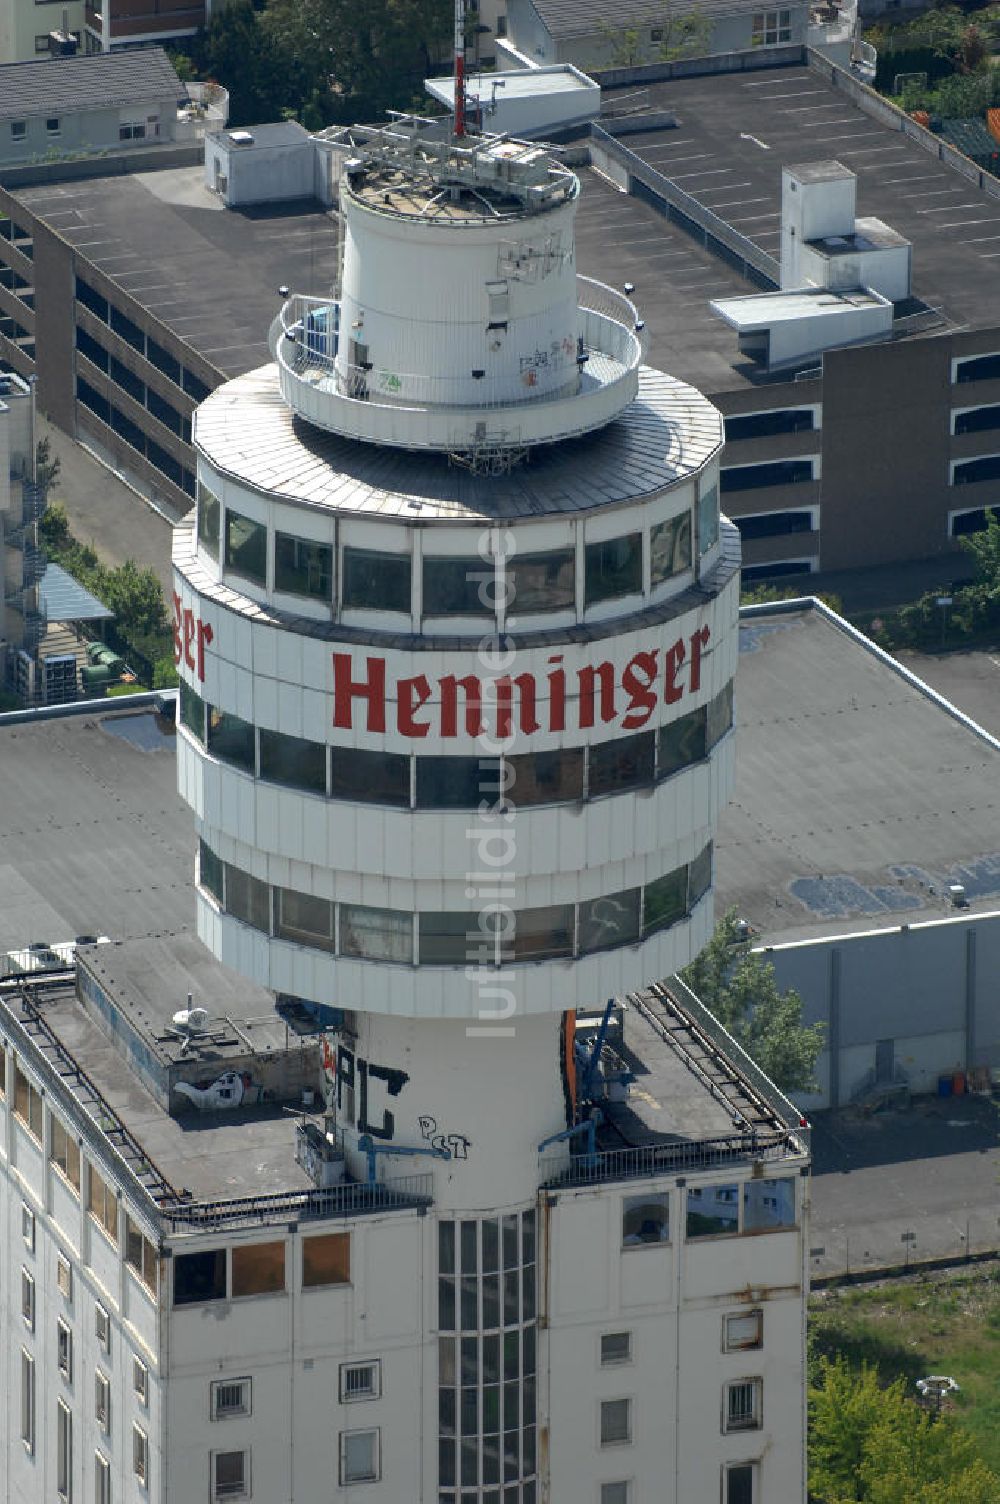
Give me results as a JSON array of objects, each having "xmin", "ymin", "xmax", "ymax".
[
  {"xmin": 231, "ymin": 1241, "xmax": 285, "ymax": 1298},
  {"xmin": 302, "ymin": 1232, "xmax": 351, "ymax": 1288}
]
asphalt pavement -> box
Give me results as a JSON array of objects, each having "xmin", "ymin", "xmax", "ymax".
[
  {"xmin": 39, "ymin": 416, "xmax": 177, "ymax": 599},
  {"xmin": 808, "ymin": 1094, "xmax": 1000, "ymax": 1281}
]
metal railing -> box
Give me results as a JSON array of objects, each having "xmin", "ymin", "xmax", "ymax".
[
  {"xmin": 162, "ymin": 1173, "xmax": 434, "ymax": 1232},
  {"xmin": 659, "ymin": 975, "xmax": 811, "ymax": 1148},
  {"xmin": 540, "ymin": 1128, "xmax": 795, "ymax": 1189},
  {"xmin": 589, "ymin": 124, "xmax": 780, "ymax": 290},
  {"xmin": 273, "ymin": 284, "xmax": 641, "ymax": 413}
]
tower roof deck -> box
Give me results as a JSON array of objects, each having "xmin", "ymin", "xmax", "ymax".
[
  {"xmin": 196, "ymin": 362, "xmax": 722, "ymax": 522},
  {"xmin": 340, "ymin": 131, "xmax": 579, "ymax": 223}
]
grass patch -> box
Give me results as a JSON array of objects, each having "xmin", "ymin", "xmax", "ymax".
[{"xmin": 810, "ymin": 1265, "xmax": 1000, "ymax": 1472}]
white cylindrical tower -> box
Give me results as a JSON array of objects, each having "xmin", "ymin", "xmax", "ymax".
[{"xmin": 173, "ymin": 126, "xmax": 739, "ymax": 1504}]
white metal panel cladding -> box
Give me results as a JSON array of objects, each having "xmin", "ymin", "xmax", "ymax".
[
  {"xmin": 171, "ymin": 573, "xmax": 738, "ymax": 755},
  {"xmin": 197, "ymin": 889, "xmax": 715, "ymax": 1019}
]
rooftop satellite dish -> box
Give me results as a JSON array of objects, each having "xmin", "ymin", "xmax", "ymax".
[{"xmin": 166, "ymin": 998, "xmax": 210, "ymax": 1055}]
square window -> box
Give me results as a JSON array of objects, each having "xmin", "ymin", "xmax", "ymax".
[
  {"xmin": 133, "ymin": 1424, "xmax": 149, "ymax": 1488},
  {"xmin": 212, "ymin": 1377, "xmax": 252, "ymax": 1419},
  {"xmin": 133, "ymin": 1357, "xmax": 149, "ymax": 1406},
  {"xmin": 213, "ymin": 1449, "xmax": 250, "ymax": 1498},
  {"xmin": 231, "ymin": 1241, "xmax": 285, "ymax": 1298},
  {"xmin": 724, "ymin": 1310, "xmax": 763, "ymax": 1351},
  {"xmin": 174, "ymin": 1248, "xmax": 226, "ymax": 1305},
  {"xmin": 726, "ymin": 1461, "xmax": 755, "ymax": 1504},
  {"xmin": 95, "ymin": 1370, "xmax": 111, "ymax": 1434},
  {"xmin": 95, "ymin": 1303, "xmax": 111, "ymax": 1352},
  {"xmin": 340, "ymin": 1428, "xmax": 380, "ymax": 1484},
  {"xmin": 47, "ymin": 118, "xmax": 61, "ymax": 135},
  {"xmin": 724, "ymin": 1378, "xmax": 762, "ymax": 1433},
  {"xmin": 743, "ymin": 1177, "xmax": 795, "ymax": 1231},
  {"xmin": 340, "ymin": 1360, "xmax": 381, "ymax": 1402},
  {"xmin": 622, "ymin": 1193, "xmax": 669, "ymax": 1246},
  {"xmin": 600, "ymin": 1332, "xmax": 631, "ymax": 1366},
  {"xmin": 600, "ymin": 1398, "xmax": 631, "ymax": 1446},
  {"xmin": 57, "ymin": 1317, "xmax": 73, "ymax": 1381},
  {"xmin": 21, "ymin": 1268, "xmax": 35, "ymax": 1329},
  {"xmin": 302, "ymin": 1231, "xmax": 351, "ymax": 1288},
  {"xmin": 57, "ymin": 1253, "xmax": 73, "ymax": 1300},
  {"xmin": 687, "ymin": 1183, "xmax": 739, "ymax": 1239},
  {"xmin": 95, "ymin": 1452, "xmax": 111, "ymax": 1504},
  {"xmin": 602, "ymin": 1485, "xmax": 629, "ymax": 1504}
]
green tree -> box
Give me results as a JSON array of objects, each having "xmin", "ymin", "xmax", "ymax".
[
  {"xmin": 101, "ymin": 560, "xmax": 168, "ymax": 640},
  {"xmin": 35, "ymin": 436, "xmax": 61, "ymax": 495},
  {"xmin": 960, "ymin": 505, "xmax": 1000, "ymax": 603},
  {"xmin": 681, "ymin": 908, "xmax": 824, "ymax": 1092},
  {"xmin": 600, "ymin": 4, "xmax": 710, "ymax": 66},
  {"xmin": 809, "ymin": 1355, "xmax": 1000, "ymax": 1504}
]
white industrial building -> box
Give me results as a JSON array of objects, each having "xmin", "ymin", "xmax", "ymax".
[{"xmin": 0, "ymin": 126, "xmax": 810, "ymax": 1504}]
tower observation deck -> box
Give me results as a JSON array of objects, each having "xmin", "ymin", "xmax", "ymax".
[{"xmin": 172, "ymin": 123, "xmax": 742, "ymax": 1502}]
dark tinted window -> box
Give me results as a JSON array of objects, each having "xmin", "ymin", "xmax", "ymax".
[
  {"xmin": 510, "ymin": 904, "xmax": 574, "ymax": 962},
  {"xmin": 174, "ymin": 1249, "xmax": 226, "ymax": 1305},
  {"xmin": 75, "ymin": 278, "xmax": 108, "ymax": 322},
  {"xmin": 741, "ymin": 560, "xmax": 812, "ymax": 582},
  {"xmin": 275, "ymin": 888, "xmax": 334, "ymax": 950},
  {"xmin": 147, "ymin": 336, "xmax": 181, "ymax": 385},
  {"xmin": 77, "ymin": 379, "xmax": 110, "ymax": 424},
  {"xmin": 419, "ymin": 912, "xmax": 480, "ymax": 966},
  {"xmin": 688, "ymin": 843, "xmax": 712, "ymax": 906},
  {"xmin": 623, "ymin": 1193, "xmax": 669, "ymax": 1244},
  {"xmin": 956, "ymin": 352, "xmax": 1000, "ymax": 384},
  {"xmin": 109, "ymin": 305, "xmax": 144, "ymax": 353},
  {"xmin": 643, "ymin": 867, "xmax": 686, "ymax": 936},
  {"xmin": 147, "ymin": 387, "xmax": 182, "ymax": 434},
  {"xmin": 109, "ymin": 354, "xmax": 144, "ymax": 404},
  {"xmin": 584, "ymin": 535, "xmax": 642, "ymax": 606},
  {"xmin": 578, "ymin": 888, "xmax": 641, "ymax": 955},
  {"xmin": 506, "ymin": 748, "xmax": 583, "ymax": 805},
  {"xmin": 658, "ymin": 706, "xmax": 706, "ymax": 778},
  {"xmin": 707, "ymin": 682, "xmax": 734, "ymax": 748},
  {"xmin": 260, "ymin": 729, "xmax": 326, "ymax": 793},
  {"xmin": 955, "ymin": 405, "xmax": 1000, "ymax": 435},
  {"xmin": 225, "ymin": 510, "xmax": 267, "ymax": 585},
  {"xmin": 225, "ymin": 865, "xmax": 270, "ymax": 931},
  {"xmin": 75, "ymin": 325, "xmax": 108, "ymax": 372},
  {"xmin": 953, "ymin": 455, "xmax": 1000, "ymax": 486},
  {"xmin": 423, "ymin": 557, "xmax": 495, "ymax": 617},
  {"xmin": 182, "ymin": 368, "xmax": 212, "ymax": 402},
  {"xmin": 507, "ymin": 549, "xmax": 575, "ymax": 614},
  {"xmin": 179, "ymin": 680, "xmax": 204, "ymax": 740},
  {"xmin": 589, "ymin": 733, "xmax": 654, "ymax": 796},
  {"xmin": 110, "ymin": 404, "xmax": 145, "ymax": 454},
  {"xmin": 417, "ymin": 757, "xmax": 501, "ymax": 809},
  {"xmin": 199, "ymin": 839, "xmax": 223, "ymax": 902},
  {"xmin": 197, "ymin": 483, "xmax": 220, "ymax": 559},
  {"xmin": 343, "ymin": 547, "xmax": 411, "ymax": 613},
  {"xmin": 724, "ymin": 408, "xmax": 814, "ymax": 441},
  {"xmin": 735, "ymin": 510, "xmax": 813, "ymax": 540},
  {"xmin": 726, "ymin": 1464, "xmax": 754, "ymax": 1504},
  {"xmin": 721, "ymin": 461, "xmax": 812, "ymax": 493},
  {"xmin": 952, "ymin": 508, "xmax": 990, "ymax": 536},
  {"xmin": 147, "ymin": 438, "xmax": 181, "ymax": 486},
  {"xmin": 274, "ymin": 533, "xmax": 333, "ymax": 601},
  {"xmin": 330, "ymin": 747, "xmax": 409, "ymax": 806},
  {"xmin": 208, "ymin": 707, "xmax": 255, "ymax": 772},
  {"xmin": 650, "ymin": 512, "xmax": 691, "ymax": 585}
]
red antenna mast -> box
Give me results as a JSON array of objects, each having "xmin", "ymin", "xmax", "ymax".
[{"xmin": 454, "ymin": 0, "xmax": 466, "ymax": 138}]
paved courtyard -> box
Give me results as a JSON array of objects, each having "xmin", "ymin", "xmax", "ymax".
[{"xmin": 809, "ymin": 1094, "xmax": 1000, "ymax": 1281}]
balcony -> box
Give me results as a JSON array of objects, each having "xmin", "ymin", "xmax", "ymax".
[{"xmin": 269, "ymin": 276, "xmax": 642, "ymax": 456}]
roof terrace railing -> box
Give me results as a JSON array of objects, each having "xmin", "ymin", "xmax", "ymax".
[
  {"xmin": 162, "ymin": 1173, "xmax": 434, "ymax": 1233},
  {"xmin": 540, "ymin": 1126, "xmax": 797, "ymax": 1191}
]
